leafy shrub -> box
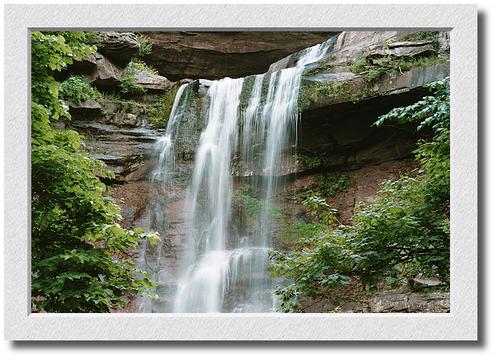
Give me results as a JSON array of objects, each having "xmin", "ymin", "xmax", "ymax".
[
  {"xmin": 350, "ymin": 53, "xmax": 368, "ymax": 73},
  {"xmin": 60, "ymin": 75, "xmax": 101, "ymax": 104},
  {"xmin": 119, "ymin": 72, "xmax": 146, "ymax": 98},
  {"xmin": 137, "ymin": 35, "xmax": 153, "ymax": 57},
  {"xmin": 31, "ymin": 31, "xmax": 158, "ymax": 312},
  {"xmin": 280, "ymin": 221, "xmax": 330, "ymax": 249},
  {"xmin": 317, "ymin": 173, "xmax": 353, "ymax": 197},
  {"xmin": 302, "ymin": 193, "xmax": 338, "ymax": 226},
  {"xmin": 296, "ymin": 152, "xmax": 328, "ymax": 170},
  {"xmin": 270, "ymin": 78, "xmax": 450, "ymax": 312}
]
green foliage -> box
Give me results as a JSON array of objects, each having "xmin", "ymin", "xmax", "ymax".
[
  {"xmin": 374, "ymin": 77, "xmax": 450, "ymax": 134},
  {"xmin": 316, "ymin": 173, "xmax": 353, "ymax": 197},
  {"xmin": 119, "ymin": 72, "xmax": 145, "ymax": 98},
  {"xmin": 271, "ymin": 78, "xmax": 450, "ymax": 312},
  {"xmin": 233, "ymin": 184, "xmax": 283, "ymax": 223},
  {"xmin": 351, "ymin": 52, "xmax": 447, "ymax": 84},
  {"xmin": 294, "ymin": 174, "xmax": 352, "ymax": 209},
  {"xmin": 269, "ymin": 227, "xmax": 353, "ymax": 312},
  {"xmin": 233, "ymin": 184, "xmax": 264, "ymax": 221},
  {"xmin": 31, "ymin": 31, "xmax": 158, "ymax": 312},
  {"xmin": 280, "ymin": 221, "xmax": 330, "ymax": 249},
  {"xmin": 299, "ymin": 81, "xmax": 349, "ymax": 110},
  {"xmin": 128, "ymin": 59, "xmax": 158, "ymax": 75},
  {"xmin": 137, "ymin": 35, "xmax": 153, "ymax": 58},
  {"xmin": 350, "ymin": 53, "xmax": 368, "ymax": 74},
  {"xmin": 302, "ymin": 193, "xmax": 338, "ymax": 226},
  {"xmin": 119, "ymin": 60, "xmax": 158, "ymax": 98},
  {"xmin": 146, "ymin": 88, "xmax": 178, "ymax": 128},
  {"xmin": 297, "ymin": 152, "xmax": 328, "ymax": 170},
  {"xmin": 60, "ymin": 75, "xmax": 101, "ymax": 104},
  {"xmin": 31, "ymin": 31, "xmax": 96, "ymax": 126}
]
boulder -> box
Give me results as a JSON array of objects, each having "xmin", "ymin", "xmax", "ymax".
[
  {"xmin": 140, "ymin": 31, "xmax": 338, "ymax": 80},
  {"xmin": 369, "ymin": 290, "xmax": 410, "ymax": 312},
  {"xmin": 134, "ymin": 70, "xmax": 174, "ymax": 91},
  {"xmin": 97, "ymin": 32, "xmax": 140, "ymax": 68},
  {"xmin": 67, "ymin": 99, "xmax": 103, "ymax": 120},
  {"xmin": 89, "ymin": 53, "xmax": 124, "ymax": 90},
  {"xmin": 68, "ymin": 54, "xmax": 97, "ymax": 75},
  {"xmin": 368, "ymin": 41, "xmax": 435, "ymax": 59},
  {"xmin": 106, "ymin": 113, "xmax": 140, "ymax": 127},
  {"xmin": 369, "ymin": 289, "xmax": 449, "ymax": 313},
  {"xmin": 71, "ymin": 120, "xmax": 160, "ymax": 182}
]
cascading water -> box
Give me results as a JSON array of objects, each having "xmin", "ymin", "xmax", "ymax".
[
  {"xmin": 151, "ymin": 83, "xmax": 189, "ymax": 183},
  {"xmin": 148, "ymin": 36, "xmax": 335, "ymax": 313}
]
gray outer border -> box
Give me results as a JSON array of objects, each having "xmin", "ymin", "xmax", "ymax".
[{"xmin": 4, "ymin": 4, "xmax": 477, "ymax": 341}]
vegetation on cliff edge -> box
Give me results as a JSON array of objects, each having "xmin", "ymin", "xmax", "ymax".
[
  {"xmin": 31, "ymin": 31, "xmax": 158, "ymax": 312},
  {"xmin": 270, "ymin": 78, "xmax": 450, "ymax": 312}
]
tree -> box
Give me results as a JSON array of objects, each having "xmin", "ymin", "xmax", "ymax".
[
  {"xmin": 31, "ymin": 31, "xmax": 158, "ymax": 312},
  {"xmin": 270, "ymin": 78, "xmax": 450, "ymax": 312}
]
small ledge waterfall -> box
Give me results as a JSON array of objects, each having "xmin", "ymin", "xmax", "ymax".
[{"xmin": 147, "ymin": 38, "xmax": 334, "ymax": 313}]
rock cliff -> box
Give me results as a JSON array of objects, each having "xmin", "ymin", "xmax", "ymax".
[
  {"xmin": 140, "ymin": 31, "xmax": 338, "ymax": 80},
  {"xmin": 64, "ymin": 30, "xmax": 449, "ymax": 181}
]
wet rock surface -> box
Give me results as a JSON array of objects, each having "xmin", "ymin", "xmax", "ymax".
[{"xmin": 174, "ymin": 30, "xmax": 449, "ymax": 176}]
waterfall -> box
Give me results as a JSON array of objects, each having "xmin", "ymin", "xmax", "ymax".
[
  {"xmin": 150, "ymin": 37, "xmax": 334, "ymax": 313},
  {"xmin": 151, "ymin": 83, "xmax": 189, "ymax": 182}
]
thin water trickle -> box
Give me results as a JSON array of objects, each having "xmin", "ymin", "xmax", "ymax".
[{"xmin": 152, "ymin": 83, "xmax": 189, "ymax": 182}]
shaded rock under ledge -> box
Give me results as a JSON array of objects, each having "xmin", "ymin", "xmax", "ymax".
[
  {"xmin": 97, "ymin": 32, "xmax": 140, "ymax": 68},
  {"xmin": 140, "ymin": 31, "xmax": 339, "ymax": 80},
  {"xmin": 89, "ymin": 53, "xmax": 125, "ymax": 91},
  {"xmin": 67, "ymin": 99, "xmax": 103, "ymax": 120}
]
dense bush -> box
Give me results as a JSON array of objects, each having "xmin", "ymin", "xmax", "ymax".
[
  {"xmin": 60, "ymin": 75, "xmax": 101, "ymax": 104},
  {"xmin": 31, "ymin": 31, "xmax": 158, "ymax": 312},
  {"xmin": 270, "ymin": 78, "xmax": 450, "ymax": 312}
]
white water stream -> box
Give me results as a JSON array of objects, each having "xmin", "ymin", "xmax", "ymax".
[{"xmin": 150, "ymin": 37, "xmax": 334, "ymax": 313}]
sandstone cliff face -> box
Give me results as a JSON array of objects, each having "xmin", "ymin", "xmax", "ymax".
[
  {"xmin": 65, "ymin": 30, "xmax": 449, "ymax": 182},
  {"xmin": 140, "ymin": 31, "xmax": 338, "ymax": 80}
]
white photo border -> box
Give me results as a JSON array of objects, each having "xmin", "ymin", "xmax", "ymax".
[{"xmin": 4, "ymin": 4, "xmax": 477, "ymax": 341}]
